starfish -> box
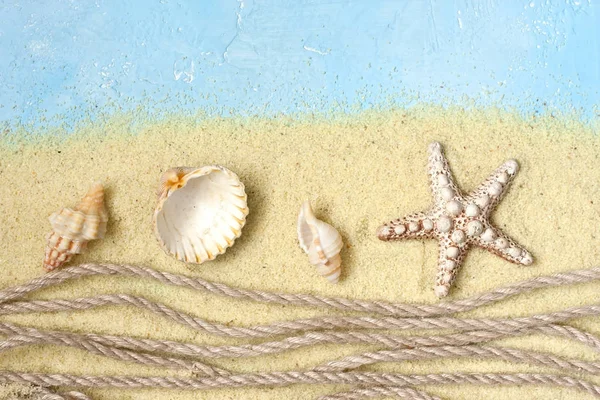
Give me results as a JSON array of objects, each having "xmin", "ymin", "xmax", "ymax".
[{"xmin": 376, "ymin": 142, "xmax": 533, "ymax": 298}]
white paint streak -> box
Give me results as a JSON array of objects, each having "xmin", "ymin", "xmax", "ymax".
[
  {"xmin": 223, "ymin": 0, "xmax": 249, "ymax": 65},
  {"xmin": 174, "ymin": 59, "xmax": 195, "ymax": 83},
  {"xmin": 99, "ymin": 59, "xmax": 115, "ymax": 89},
  {"xmin": 236, "ymin": 0, "xmax": 244, "ymax": 28},
  {"xmin": 303, "ymin": 45, "xmax": 329, "ymax": 55},
  {"xmin": 457, "ymin": 10, "xmax": 463, "ymax": 29},
  {"xmin": 427, "ymin": 0, "xmax": 440, "ymax": 51}
]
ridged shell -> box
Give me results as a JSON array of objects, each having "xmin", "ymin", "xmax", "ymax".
[
  {"xmin": 43, "ymin": 182, "xmax": 108, "ymax": 271},
  {"xmin": 153, "ymin": 165, "xmax": 249, "ymax": 264},
  {"xmin": 297, "ymin": 201, "xmax": 343, "ymax": 283}
]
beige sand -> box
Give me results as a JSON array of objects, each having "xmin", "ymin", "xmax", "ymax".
[{"xmin": 0, "ymin": 107, "xmax": 599, "ymax": 399}]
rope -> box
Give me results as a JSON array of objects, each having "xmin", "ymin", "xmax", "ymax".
[
  {"xmin": 1, "ymin": 371, "xmax": 599, "ymax": 397},
  {"xmin": 2, "ymin": 321, "xmax": 599, "ymax": 361},
  {"xmin": 1, "ymin": 263, "xmax": 600, "ymax": 399},
  {"xmin": 0, "ymin": 334, "xmax": 228, "ymax": 376},
  {"xmin": 314, "ymin": 344, "xmax": 600, "ymax": 374},
  {"xmin": 38, "ymin": 386, "xmax": 92, "ymax": 400},
  {"xmin": 1, "ymin": 294, "xmax": 598, "ymax": 338},
  {"xmin": 317, "ymin": 386, "xmax": 442, "ymax": 400},
  {"xmin": 1, "ymin": 263, "xmax": 598, "ymax": 317}
]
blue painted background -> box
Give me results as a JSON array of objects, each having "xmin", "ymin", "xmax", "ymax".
[{"xmin": 0, "ymin": 0, "xmax": 598, "ymax": 129}]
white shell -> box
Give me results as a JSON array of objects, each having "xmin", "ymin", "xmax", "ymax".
[
  {"xmin": 153, "ymin": 166, "xmax": 249, "ymax": 264},
  {"xmin": 297, "ymin": 201, "xmax": 343, "ymax": 283}
]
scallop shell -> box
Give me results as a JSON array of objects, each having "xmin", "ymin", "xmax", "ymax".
[
  {"xmin": 43, "ymin": 182, "xmax": 108, "ymax": 271},
  {"xmin": 297, "ymin": 201, "xmax": 343, "ymax": 283},
  {"xmin": 153, "ymin": 165, "xmax": 249, "ymax": 264}
]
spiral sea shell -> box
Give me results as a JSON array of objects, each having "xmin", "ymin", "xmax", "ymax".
[
  {"xmin": 153, "ymin": 165, "xmax": 249, "ymax": 264},
  {"xmin": 297, "ymin": 201, "xmax": 343, "ymax": 283},
  {"xmin": 43, "ymin": 182, "xmax": 108, "ymax": 271}
]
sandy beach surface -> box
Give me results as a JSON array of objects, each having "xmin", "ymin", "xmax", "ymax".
[{"xmin": 0, "ymin": 107, "xmax": 599, "ymax": 399}]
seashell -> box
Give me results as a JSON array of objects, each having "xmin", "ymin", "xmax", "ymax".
[
  {"xmin": 153, "ymin": 165, "xmax": 249, "ymax": 264},
  {"xmin": 297, "ymin": 201, "xmax": 343, "ymax": 283},
  {"xmin": 43, "ymin": 182, "xmax": 108, "ymax": 271}
]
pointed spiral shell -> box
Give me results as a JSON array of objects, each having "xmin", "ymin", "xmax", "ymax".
[
  {"xmin": 297, "ymin": 201, "xmax": 343, "ymax": 283},
  {"xmin": 43, "ymin": 182, "xmax": 108, "ymax": 271}
]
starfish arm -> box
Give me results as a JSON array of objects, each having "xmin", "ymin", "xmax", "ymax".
[
  {"xmin": 376, "ymin": 212, "xmax": 436, "ymax": 241},
  {"xmin": 473, "ymin": 225, "xmax": 533, "ymax": 266},
  {"xmin": 434, "ymin": 238, "xmax": 469, "ymax": 298},
  {"xmin": 427, "ymin": 142, "xmax": 463, "ymax": 204},
  {"xmin": 466, "ymin": 159, "xmax": 520, "ymax": 215}
]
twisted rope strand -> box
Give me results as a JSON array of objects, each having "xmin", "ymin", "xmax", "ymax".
[
  {"xmin": 318, "ymin": 386, "xmax": 441, "ymax": 400},
  {"xmin": 1, "ymin": 294, "xmax": 598, "ymax": 338},
  {"xmin": 1, "ymin": 263, "xmax": 599, "ymax": 317},
  {"xmin": 2, "ymin": 263, "xmax": 600, "ymax": 398},
  {"xmin": 0, "ymin": 334, "xmax": 228, "ymax": 377},
  {"xmin": 314, "ymin": 345, "xmax": 600, "ymax": 374},
  {"xmin": 317, "ymin": 386, "xmax": 442, "ymax": 400},
  {"xmin": 1, "ymin": 371, "xmax": 600, "ymax": 397},
  {"xmin": 39, "ymin": 388, "xmax": 92, "ymax": 400},
  {"xmin": 2, "ymin": 321, "xmax": 600, "ymax": 362},
  {"xmin": 534, "ymin": 324, "xmax": 600, "ymax": 353}
]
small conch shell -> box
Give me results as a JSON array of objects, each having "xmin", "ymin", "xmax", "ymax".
[
  {"xmin": 297, "ymin": 201, "xmax": 343, "ymax": 283},
  {"xmin": 43, "ymin": 182, "xmax": 108, "ymax": 271},
  {"xmin": 153, "ymin": 165, "xmax": 249, "ymax": 264}
]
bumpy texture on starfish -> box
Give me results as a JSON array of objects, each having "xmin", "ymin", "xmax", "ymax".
[{"xmin": 377, "ymin": 142, "xmax": 533, "ymax": 298}]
